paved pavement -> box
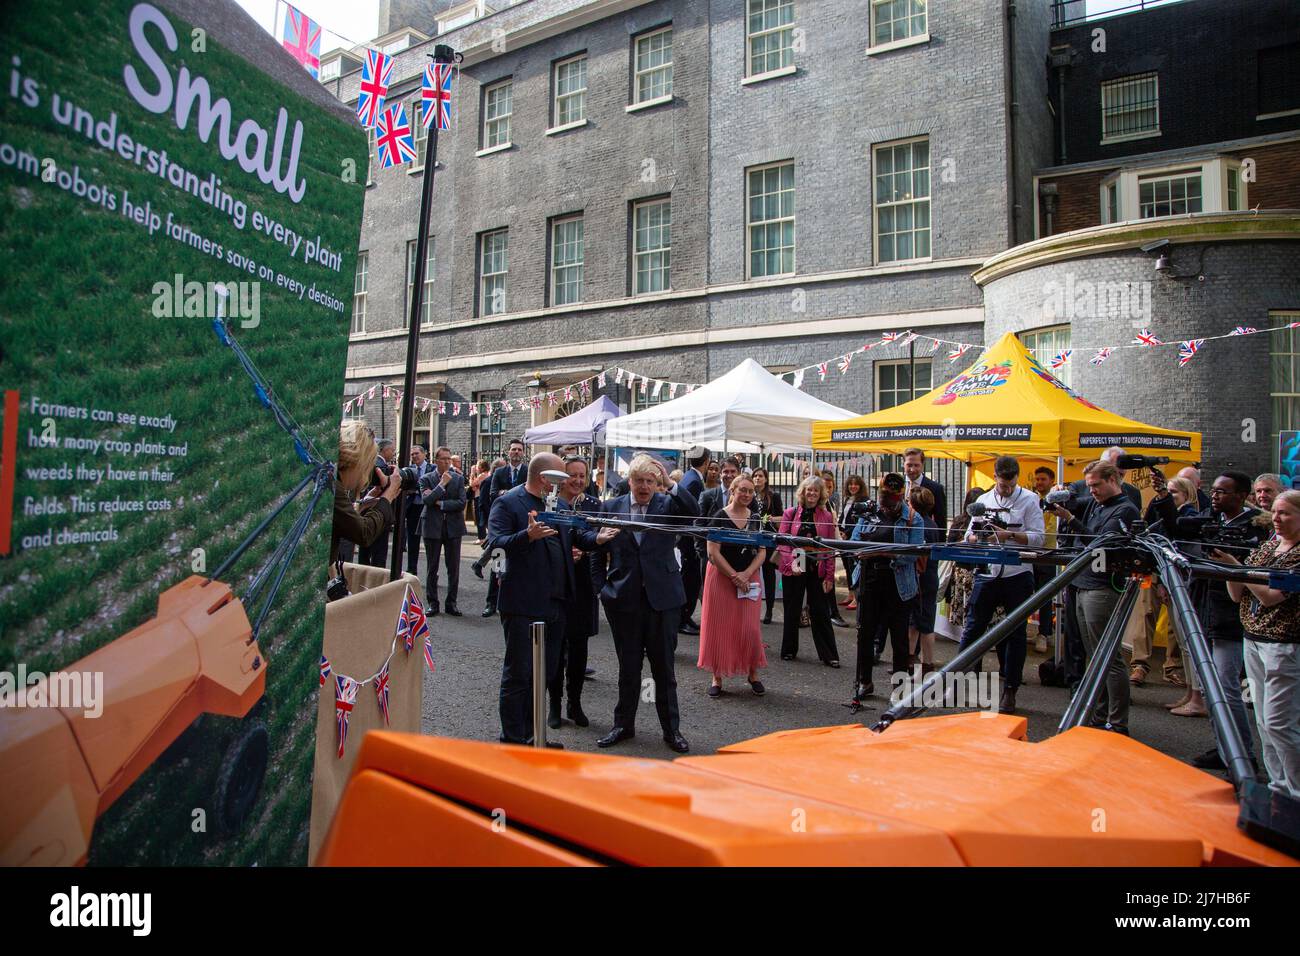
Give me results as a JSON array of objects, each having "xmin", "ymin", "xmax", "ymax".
[{"xmin": 405, "ymin": 542, "xmax": 1256, "ymax": 777}]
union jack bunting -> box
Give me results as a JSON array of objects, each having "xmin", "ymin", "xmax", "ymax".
[
  {"xmin": 564, "ymin": 386, "xmax": 574, "ymax": 402},
  {"xmin": 816, "ymin": 362, "xmax": 828, "ymax": 381},
  {"xmin": 1290, "ymin": 321, "xmax": 1300, "ymax": 329},
  {"xmin": 1178, "ymin": 339, "xmax": 1204, "ymax": 367},
  {"xmin": 485, "ymin": 401, "xmax": 495, "ymax": 414},
  {"xmin": 837, "ymin": 353, "xmax": 853, "ymax": 374},
  {"xmin": 356, "ymin": 48, "xmax": 394, "ymax": 128},
  {"xmin": 319, "ymin": 655, "xmax": 331, "ymax": 687},
  {"xmin": 1133, "ymin": 328, "xmax": 1163, "ymax": 348},
  {"xmin": 281, "ymin": 4, "xmax": 322, "ymax": 78},
  {"xmin": 598, "ymin": 371, "xmax": 607, "ymax": 387},
  {"xmin": 1050, "ymin": 350, "xmax": 1072, "ymax": 370},
  {"xmin": 376, "ymin": 103, "xmax": 417, "ymax": 168},
  {"xmin": 897, "ymin": 331, "xmax": 918, "ymax": 348},
  {"xmin": 421, "ymin": 62, "xmax": 455, "ymax": 130},
  {"xmin": 453, "ymin": 402, "xmax": 461, "ymax": 415},
  {"xmin": 1230, "ymin": 326, "xmax": 1258, "ymax": 336},
  {"xmin": 438, "ymin": 400, "xmax": 446, "ymax": 414},
  {"xmin": 580, "ymin": 380, "xmax": 591, "ymax": 396},
  {"xmin": 501, "ymin": 399, "xmax": 513, "ymax": 412},
  {"xmin": 638, "ymin": 376, "xmax": 648, "ymax": 394},
  {"xmin": 424, "ymin": 632, "xmax": 436, "ymax": 672},
  {"xmin": 791, "ymin": 369, "xmax": 805, "ymax": 390},
  {"xmin": 531, "ymin": 396, "xmax": 543, "ymax": 410},
  {"xmin": 334, "ymin": 675, "xmax": 359, "ymax": 759},
  {"xmin": 374, "ymin": 661, "xmax": 392, "ymax": 726},
  {"xmin": 928, "ymin": 339, "xmax": 940, "ymax": 353},
  {"xmin": 548, "ymin": 391, "xmax": 558, "ymax": 406},
  {"xmin": 947, "ymin": 343, "xmax": 972, "ymax": 361},
  {"xmin": 1090, "ymin": 347, "xmax": 1113, "ymax": 366},
  {"xmin": 669, "ymin": 382, "xmax": 679, "ymax": 398}
]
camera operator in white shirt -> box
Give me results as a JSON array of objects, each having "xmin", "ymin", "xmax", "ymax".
[{"xmin": 959, "ymin": 455, "xmax": 1046, "ymax": 714}]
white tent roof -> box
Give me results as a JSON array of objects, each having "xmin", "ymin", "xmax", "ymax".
[{"xmin": 605, "ymin": 358, "xmax": 857, "ymax": 453}]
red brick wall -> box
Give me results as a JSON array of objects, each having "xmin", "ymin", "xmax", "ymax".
[
  {"xmin": 1227, "ymin": 140, "xmax": 1300, "ymax": 210},
  {"xmin": 1038, "ymin": 170, "xmax": 1110, "ymax": 237}
]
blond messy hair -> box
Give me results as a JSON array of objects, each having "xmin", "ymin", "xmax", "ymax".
[{"xmin": 338, "ymin": 419, "xmax": 378, "ymax": 497}]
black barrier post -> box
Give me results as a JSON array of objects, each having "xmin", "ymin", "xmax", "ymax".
[
  {"xmin": 1057, "ymin": 576, "xmax": 1142, "ymax": 732},
  {"xmin": 390, "ymin": 44, "xmax": 459, "ymax": 582},
  {"xmin": 870, "ymin": 539, "xmax": 1111, "ymax": 732}
]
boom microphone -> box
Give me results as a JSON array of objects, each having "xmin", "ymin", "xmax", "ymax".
[
  {"xmin": 1117, "ymin": 454, "xmax": 1171, "ymax": 470},
  {"xmin": 1045, "ymin": 488, "xmax": 1074, "ymax": 506}
]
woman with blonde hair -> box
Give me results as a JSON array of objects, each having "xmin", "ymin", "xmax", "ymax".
[
  {"xmin": 777, "ymin": 475, "xmax": 840, "ymax": 665},
  {"xmin": 698, "ymin": 474, "xmax": 768, "ymax": 696},
  {"xmin": 331, "ymin": 419, "xmax": 402, "ymax": 565}
]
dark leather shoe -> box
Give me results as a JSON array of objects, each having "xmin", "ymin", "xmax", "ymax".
[
  {"xmin": 597, "ymin": 727, "xmax": 634, "ymax": 748},
  {"xmin": 677, "ymin": 622, "xmax": 700, "ymax": 636},
  {"xmin": 427, "ymin": 602, "xmax": 440, "ymax": 616},
  {"xmin": 472, "ymin": 563, "xmax": 484, "ymax": 580},
  {"xmin": 998, "ymin": 687, "xmax": 1017, "ymax": 715},
  {"xmin": 567, "ymin": 703, "xmax": 589, "ymax": 727},
  {"xmin": 481, "ymin": 605, "xmax": 496, "ymax": 618},
  {"xmin": 664, "ymin": 732, "xmax": 689, "ymax": 754},
  {"xmin": 547, "ymin": 704, "xmax": 562, "ymax": 730},
  {"xmin": 444, "ymin": 604, "xmax": 463, "ymax": 617},
  {"xmin": 1192, "ymin": 748, "xmax": 1225, "ymax": 769}
]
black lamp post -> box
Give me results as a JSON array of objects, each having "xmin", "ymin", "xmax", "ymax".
[{"xmin": 390, "ymin": 44, "xmax": 460, "ymax": 581}]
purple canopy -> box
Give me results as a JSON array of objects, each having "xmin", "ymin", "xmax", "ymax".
[{"xmin": 523, "ymin": 396, "xmax": 622, "ymax": 446}]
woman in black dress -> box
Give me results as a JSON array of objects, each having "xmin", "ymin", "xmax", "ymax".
[{"xmin": 547, "ymin": 456, "xmax": 602, "ymax": 729}]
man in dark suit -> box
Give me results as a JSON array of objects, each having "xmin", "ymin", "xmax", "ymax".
[
  {"xmin": 902, "ymin": 448, "xmax": 948, "ymax": 534},
  {"xmin": 403, "ymin": 444, "xmax": 430, "ymax": 575},
  {"xmin": 593, "ymin": 454, "xmax": 700, "ymax": 754},
  {"xmin": 487, "ymin": 452, "xmax": 616, "ymax": 745},
  {"xmin": 419, "ymin": 446, "xmax": 467, "ymax": 616},
  {"xmin": 361, "ymin": 439, "xmax": 397, "ymax": 566},
  {"xmin": 676, "ymin": 447, "xmax": 710, "ymax": 636}
]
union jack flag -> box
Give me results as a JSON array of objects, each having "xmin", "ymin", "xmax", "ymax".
[
  {"xmin": 395, "ymin": 585, "xmax": 429, "ymax": 654},
  {"xmin": 1133, "ymin": 328, "xmax": 1163, "ymax": 347},
  {"xmin": 334, "ymin": 675, "xmax": 358, "ymax": 759},
  {"xmin": 817, "ymin": 361, "xmax": 828, "ymax": 381},
  {"xmin": 1090, "ymin": 347, "xmax": 1113, "ymax": 366},
  {"xmin": 421, "ymin": 62, "xmax": 454, "ymax": 130},
  {"xmin": 453, "ymin": 401, "xmax": 462, "ymax": 415},
  {"xmin": 374, "ymin": 660, "xmax": 391, "ymax": 726},
  {"xmin": 1050, "ymin": 350, "xmax": 1072, "ymax": 370},
  {"xmin": 837, "ymin": 353, "xmax": 853, "ymax": 374},
  {"xmin": 638, "ymin": 376, "xmax": 648, "ymax": 394},
  {"xmin": 597, "ymin": 371, "xmax": 607, "ymax": 387},
  {"xmin": 881, "ymin": 331, "xmax": 900, "ymax": 345},
  {"xmin": 356, "ymin": 49, "xmax": 394, "ymax": 129},
  {"xmin": 897, "ymin": 331, "xmax": 918, "ymax": 348},
  {"xmin": 376, "ymin": 103, "xmax": 417, "ymax": 168},
  {"xmin": 319, "ymin": 655, "xmax": 331, "ymax": 687},
  {"xmin": 500, "ymin": 399, "xmax": 513, "ymax": 412},
  {"xmin": 437, "ymin": 400, "xmax": 446, "ymax": 414},
  {"xmin": 1229, "ymin": 326, "xmax": 1257, "ymax": 336},
  {"xmin": 928, "ymin": 338, "xmax": 940, "ymax": 353},
  {"xmin": 281, "ymin": 5, "xmax": 321, "ymax": 79},
  {"xmin": 1178, "ymin": 339, "xmax": 1204, "ymax": 367},
  {"xmin": 424, "ymin": 632, "xmax": 436, "ymax": 672},
  {"xmin": 948, "ymin": 343, "xmax": 972, "ymax": 361}
]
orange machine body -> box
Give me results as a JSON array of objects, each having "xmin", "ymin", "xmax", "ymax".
[
  {"xmin": 319, "ymin": 714, "xmax": 1297, "ymax": 867},
  {"xmin": 0, "ymin": 576, "xmax": 265, "ymax": 866}
]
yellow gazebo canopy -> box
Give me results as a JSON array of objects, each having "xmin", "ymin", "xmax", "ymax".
[{"xmin": 811, "ymin": 332, "xmax": 1201, "ymax": 479}]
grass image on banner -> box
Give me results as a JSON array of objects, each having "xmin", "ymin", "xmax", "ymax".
[{"xmin": 0, "ymin": 0, "xmax": 367, "ymax": 864}]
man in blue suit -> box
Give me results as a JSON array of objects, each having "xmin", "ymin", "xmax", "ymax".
[
  {"xmin": 487, "ymin": 452, "xmax": 617, "ymax": 745},
  {"xmin": 675, "ymin": 446, "xmax": 710, "ymax": 636},
  {"xmin": 477, "ymin": 440, "xmax": 528, "ymax": 618},
  {"xmin": 419, "ymin": 446, "xmax": 467, "ymax": 616},
  {"xmin": 593, "ymin": 454, "xmax": 700, "ymax": 753}
]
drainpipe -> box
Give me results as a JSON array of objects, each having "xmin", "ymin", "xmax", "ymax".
[
  {"xmin": 1006, "ymin": 1, "xmax": 1019, "ymax": 246},
  {"xmin": 1049, "ymin": 47, "xmax": 1076, "ymax": 165}
]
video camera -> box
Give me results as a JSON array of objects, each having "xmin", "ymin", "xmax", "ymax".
[
  {"xmin": 849, "ymin": 498, "xmax": 882, "ymax": 522},
  {"xmin": 966, "ymin": 501, "xmax": 1021, "ymax": 539},
  {"xmin": 1174, "ymin": 515, "xmax": 1257, "ymax": 549},
  {"xmin": 1039, "ymin": 487, "xmax": 1075, "ymax": 512}
]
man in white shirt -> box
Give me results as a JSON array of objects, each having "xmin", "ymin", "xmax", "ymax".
[{"xmin": 961, "ymin": 455, "xmax": 1046, "ymax": 714}]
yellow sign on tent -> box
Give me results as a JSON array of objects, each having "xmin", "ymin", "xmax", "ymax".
[{"xmin": 811, "ymin": 332, "xmax": 1201, "ymax": 472}]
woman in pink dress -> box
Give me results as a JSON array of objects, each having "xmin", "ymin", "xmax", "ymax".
[{"xmin": 698, "ymin": 474, "xmax": 769, "ymax": 697}]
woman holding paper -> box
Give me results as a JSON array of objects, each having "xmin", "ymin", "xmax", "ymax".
[{"xmin": 698, "ymin": 474, "xmax": 769, "ymax": 697}]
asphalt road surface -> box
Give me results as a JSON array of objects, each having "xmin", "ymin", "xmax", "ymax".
[{"xmin": 405, "ymin": 541, "xmax": 1256, "ymax": 778}]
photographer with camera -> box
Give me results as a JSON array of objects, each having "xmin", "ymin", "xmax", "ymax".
[
  {"xmin": 1150, "ymin": 471, "xmax": 1266, "ymax": 768},
  {"xmin": 1050, "ymin": 460, "xmax": 1140, "ymax": 734},
  {"xmin": 847, "ymin": 473, "xmax": 925, "ymax": 705},
  {"xmin": 961, "ymin": 456, "xmax": 1045, "ymax": 715},
  {"xmin": 330, "ymin": 420, "xmax": 403, "ymax": 568}
]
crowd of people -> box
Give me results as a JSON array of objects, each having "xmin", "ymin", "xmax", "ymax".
[{"xmin": 331, "ymin": 426, "xmax": 1300, "ymax": 801}]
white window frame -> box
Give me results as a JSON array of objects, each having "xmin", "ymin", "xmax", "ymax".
[
  {"xmin": 875, "ymin": 358, "xmax": 933, "ymax": 411},
  {"xmin": 553, "ymin": 54, "xmax": 588, "ymax": 127},
  {"xmin": 1019, "ymin": 325, "xmax": 1073, "ymax": 388},
  {"xmin": 480, "ymin": 229, "xmax": 508, "ymax": 316},
  {"xmin": 633, "ymin": 198, "xmax": 671, "ymax": 295},
  {"xmin": 475, "ymin": 390, "xmax": 506, "ymax": 461},
  {"xmin": 1100, "ymin": 158, "xmax": 1246, "ymax": 224},
  {"xmin": 405, "ymin": 238, "xmax": 436, "ymax": 327},
  {"xmin": 351, "ymin": 251, "xmax": 368, "ymax": 335},
  {"xmin": 366, "ymin": 127, "xmax": 378, "ymax": 185},
  {"xmin": 746, "ymin": 161, "xmax": 796, "ymax": 280},
  {"xmin": 1270, "ymin": 311, "xmax": 1300, "ymax": 471},
  {"xmin": 550, "ymin": 215, "xmax": 585, "ymax": 307},
  {"xmin": 483, "ymin": 79, "xmax": 512, "ymax": 150},
  {"xmin": 873, "ymin": 136, "xmax": 931, "ymax": 264},
  {"xmin": 869, "ymin": 0, "xmax": 929, "ymax": 52},
  {"xmin": 1137, "ymin": 167, "xmax": 1203, "ymax": 220},
  {"xmin": 633, "ymin": 26, "xmax": 674, "ymax": 104},
  {"xmin": 1100, "ymin": 72, "xmax": 1161, "ymax": 145},
  {"xmin": 410, "ymin": 94, "xmax": 428, "ymax": 172},
  {"xmin": 746, "ymin": 0, "xmax": 795, "ymax": 79}
]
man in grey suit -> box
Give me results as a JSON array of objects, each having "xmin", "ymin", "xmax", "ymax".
[{"xmin": 419, "ymin": 445, "xmax": 467, "ymax": 616}]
